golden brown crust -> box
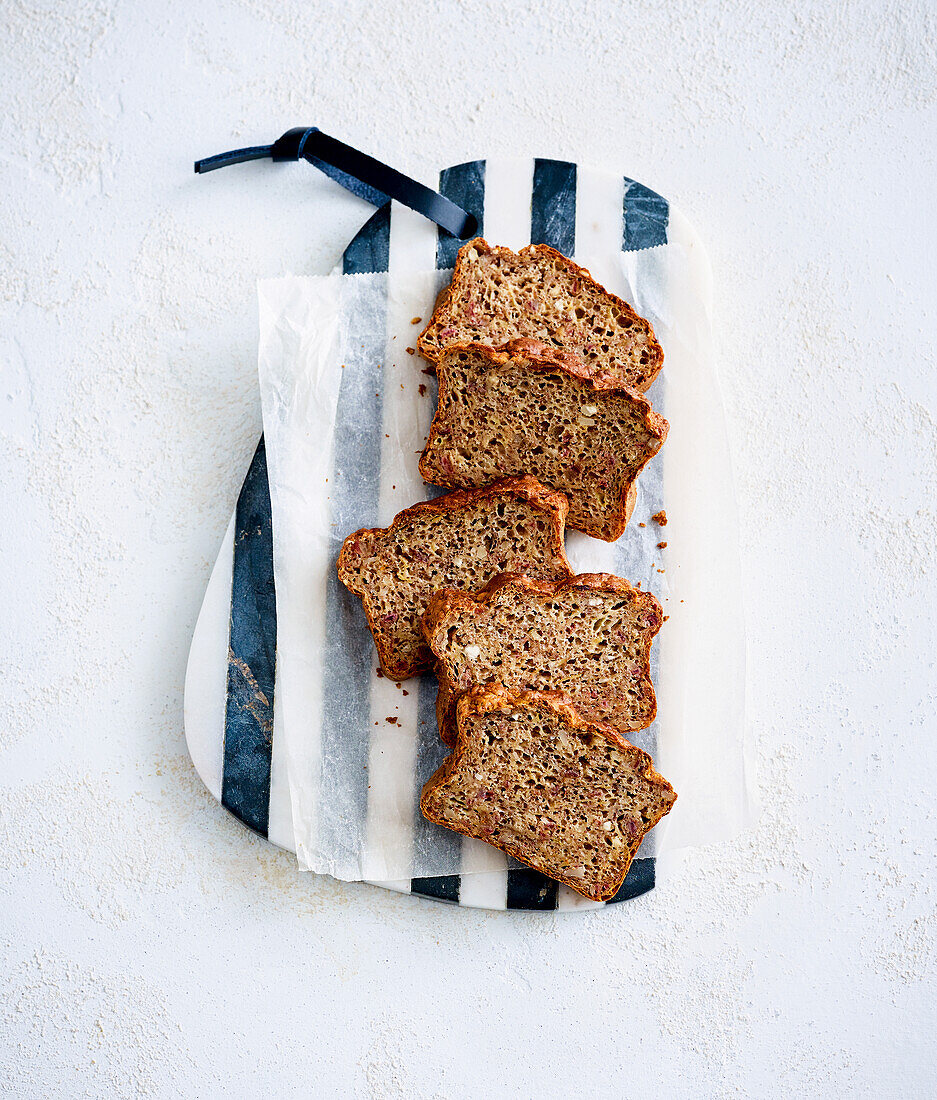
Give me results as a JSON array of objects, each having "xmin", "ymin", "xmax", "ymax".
[
  {"xmin": 418, "ymin": 340, "xmax": 669, "ymax": 542},
  {"xmin": 417, "ymin": 238, "xmax": 664, "ymax": 392},
  {"xmin": 336, "ymin": 478, "xmax": 573, "ymax": 680},
  {"xmin": 422, "ymin": 572, "xmax": 663, "ymax": 744},
  {"xmin": 419, "ymin": 682, "xmax": 676, "ymax": 901}
]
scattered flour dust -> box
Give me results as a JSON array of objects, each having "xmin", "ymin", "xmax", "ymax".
[
  {"xmin": 877, "ymin": 913, "xmax": 937, "ymax": 984},
  {"xmin": 358, "ymin": 1013, "xmax": 448, "ymax": 1100},
  {"xmin": 581, "ymin": 793, "xmax": 786, "ymax": 1069},
  {"xmin": 0, "ymin": 949, "xmax": 193, "ymax": 1097},
  {"xmin": 0, "ymin": 749, "xmax": 359, "ymax": 931},
  {"xmin": 3, "ymin": 0, "xmax": 116, "ymax": 193}
]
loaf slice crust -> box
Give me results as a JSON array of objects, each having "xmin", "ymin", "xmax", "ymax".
[
  {"xmin": 420, "ymin": 683, "xmax": 676, "ymax": 902},
  {"xmin": 423, "ymin": 572, "xmax": 663, "ymax": 745},
  {"xmin": 419, "ymin": 339, "xmax": 668, "ymax": 541},
  {"xmin": 337, "ymin": 478, "xmax": 573, "ymax": 680},
  {"xmin": 417, "ymin": 238, "xmax": 664, "ymax": 391}
]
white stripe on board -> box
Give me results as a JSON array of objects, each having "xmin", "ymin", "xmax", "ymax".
[
  {"xmin": 556, "ymin": 883, "xmax": 605, "ymax": 912},
  {"xmin": 481, "ymin": 158, "xmax": 535, "ymax": 249},
  {"xmin": 451, "ymin": 158, "xmax": 539, "ymax": 901},
  {"xmin": 387, "ymin": 199, "xmax": 438, "ymax": 273},
  {"xmin": 369, "ymin": 877, "xmax": 413, "ymax": 894},
  {"xmin": 183, "ymin": 512, "xmax": 236, "ymax": 804},
  {"xmin": 574, "ymin": 165, "xmax": 626, "ymax": 291},
  {"xmin": 361, "ymin": 209, "xmax": 444, "ymax": 881},
  {"xmin": 562, "ymin": 166, "xmax": 628, "ymax": 578},
  {"xmin": 267, "ymin": 651, "xmax": 296, "ymax": 851},
  {"xmin": 457, "ymin": 842, "xmax": 511, "ymax": 910}
]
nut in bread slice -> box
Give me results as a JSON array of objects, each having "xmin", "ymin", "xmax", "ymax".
[
  {"xmin": 337, "ymin": 478, "xmax": 573, "ymax": 680},
  {"xmin": 423, "ymin": 572, "xmax": 662, "ymax": 744},
  {"xmin": 420, "ymin": 683, "xmax": 676, "ymax": 902},
  {"xmin": 419, "ymin": 338, "xmax": 668, "ymax": 541},
  {"xmin": 418, "ymin": 238, "xmax": 664, "ymax": 391}
]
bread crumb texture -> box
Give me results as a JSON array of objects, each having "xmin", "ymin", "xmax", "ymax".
[
  {"xmin": 419, "ymin": 239, "xmax": 663, "ymax": 390},
  {"xmin": 425, "ymin": 574, "xmax": 661, "ymax": 744},
  {"xmin": 421, "ymin": 685, "xmax": 676, "ymax": 901},
  {"xmin": 338, "ymin": 478, "xmax": 571, "ymax": 678},
  {"xmin": 420, "ymin": 340, "xmax": 667, "ymax": 540}
]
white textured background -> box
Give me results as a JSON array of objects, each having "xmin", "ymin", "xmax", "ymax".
[{"xmin": 2, "ymin": 1, "xmax": 936, "ymax": 1096}]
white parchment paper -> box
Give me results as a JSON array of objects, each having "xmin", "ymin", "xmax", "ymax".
[{"xmin": 258, "ymin": 230, "xmax": 753, "ymax": 882}]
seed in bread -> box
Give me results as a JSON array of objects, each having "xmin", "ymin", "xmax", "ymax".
[
  {"xmin": 336, "ymin": 478, "xmax": 572, "ymax": 680},
  {"xmin": 420, "ymin": 683, "xmax": 676, "ymax": 902},
  {"xmin": 419, "ymin": 338, "xmax": 668, "ymax": 541},
  {"xmin": 422, "ymin": 572, "xmax": 662, "ymax": 745},
  {"xmin": 417, "ymin": 238, "xmax": 664, "ymax": 391}
]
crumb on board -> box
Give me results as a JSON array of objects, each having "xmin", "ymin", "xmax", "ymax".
[
  {"xmin": 386, "ymin": 716, "xmax": 398, "ymax": 724},
  {"xmin": 418, "ymin": 383, "xmax": 427, "ymax": 396},
  {"xmin": 652, "ymin": 510, "xmax": 668, "ymax": 526},
  {"xmin": 402, "ymin": 689, "xmax": 409, "ymax": 697},
  {"xmin": 657, "ymin": 541, "xmax": 668, "ymax": 549},
  {"xmin": 638, "ymin": 522, "xmax": 646, "ymax": 528},
  {"xmin": 663, "ymin": 614, "xmax": 670, "ymax": 622},
  {"xmin": 411, "ymin": 316, "xmax": 422, "ymax": 324},
  {"xmin": 406, "ymin": 347, "xmax": 415, "ymax": 355},
  {"xmin": 376, "ymin": 668, "xmax": 384, "ymax": 678}
]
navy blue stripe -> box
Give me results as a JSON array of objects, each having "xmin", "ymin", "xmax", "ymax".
[
  {"xmin": 622, "ymin": 178, "xmax": 669, "ymax": 251},
  {"xmin": 531, "ymin": 160, "xmax": 577, "ymax": 254},
  {"xmin": 410, "ymin": 875, "xmax": 461, "ymax": 903},
  {"xmin": 221, "ymin": 437, "xmax": 276, "ymax": 836},
  {"xmin": 436, "ymin": 162, "xmax": 485, "ymax": 269},
  {"xmin": 608, "ymin": 858, "xmax": 655, "ymax": 902},
  {"xmin": 314, "ymin": 209, "xmax": 391, "ymax": 864},
  {"xmin": 506, "ymin": 868, "xmax": 559, "ymax": 910},
  {"xmin": 411, "ymin": 672, "xmax": 461, "ymax": 873},
  {"xmin": 501, "ymin": 159, "xmax": 573, "ymax": 912},
  {"xmin": 343, "ymin": 204, "xmax": 391, "ymax": 275}
]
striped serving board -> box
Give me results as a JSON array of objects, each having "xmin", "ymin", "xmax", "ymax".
[{"xmin": 185, "ymin": 158, "xmax": 673, "ymax": 911}]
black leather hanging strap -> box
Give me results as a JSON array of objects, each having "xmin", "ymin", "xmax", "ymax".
[{"xmin": 195, "ymin": 126, "xmax": 478, "ymax": 240}]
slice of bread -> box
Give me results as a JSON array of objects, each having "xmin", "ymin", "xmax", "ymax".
[
  {"xmin": 419, "ymin": 338, "xmax": 668, "ymax": 541},
  {"xmin": 337, "ymin": 478, "xmax": 573, "ymax": 680},
  {"xmin": 420, "ymin": 683, "xmax": 677, "ymax": 902},
  {"xmin": 423, "ymin": 572, "xmax": 662, "ymax": 745},
  {"xmin": 417, "ymin": 238, "xmax": 664, "ymax": 391}
]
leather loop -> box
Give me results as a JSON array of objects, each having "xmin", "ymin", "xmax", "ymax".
[{"xmin": 195, "ymin": 126, "xmax": 478, "ymax": 240}]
